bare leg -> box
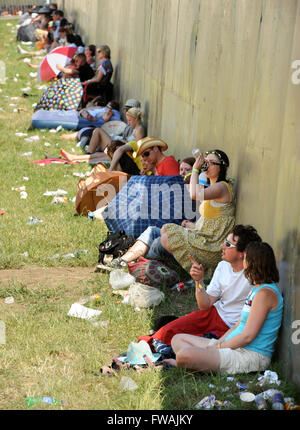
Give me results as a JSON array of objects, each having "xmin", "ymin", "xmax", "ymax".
[
  {"xmin": 160, "ymin": 227, "xmax": 173, "ymax": 254},
  {"xmin": 165, "ymin": 334, "xmax": 220, "ymax": 372},
  {"xmin": 61, "ymin": 132, "xmax": 79, "ymax": 140},
  {"xmin": 86, "ymin": 128, "xmax": 112, "ymax": 154},
  {"xmin": 121, "ymin": 241, "xmax": 150, "ymax": 263},
  {"xmin": 27, "ymin": 63, "xmax": 39, "ymax": 69},
  {"xmin": 60, "ymin": 148, "xmax": 109, "ymax": 163}
]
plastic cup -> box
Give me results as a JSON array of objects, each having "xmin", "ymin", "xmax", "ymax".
[{"xmin": 240, "ymin": 392, "xmax": 255, "ymax": 403}]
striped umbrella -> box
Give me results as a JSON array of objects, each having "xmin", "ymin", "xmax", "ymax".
[{"xmin": 37, "ymin": 46, "xmax": 78, "ymax": 82}]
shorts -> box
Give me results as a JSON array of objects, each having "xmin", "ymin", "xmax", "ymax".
[{"xmin": 208, "ymin": 339, "xmax": 271, "ymax": 375}]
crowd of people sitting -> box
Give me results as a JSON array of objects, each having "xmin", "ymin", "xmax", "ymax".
[{"xmin": 16, "ymin": 4, "xmax": 283, "ymax": 378}]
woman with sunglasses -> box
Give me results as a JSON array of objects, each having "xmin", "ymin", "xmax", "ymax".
[
  {"xmin": 160, "ymin": 149, "xmax": 235, "ymax": 279},
  {"xmin": 82, "ymin": 45, "xmax": 113, "ymax": 105},
  {"xmin": 165, "ymin": 241, "xmax": 283, "ymax": 375}
]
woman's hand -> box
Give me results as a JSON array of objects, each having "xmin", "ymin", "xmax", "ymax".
[
  {"xmin": 181, "ymin": 220, "xmax": 195, "ymax": 229},
  {"xmin": 193, "ymin": 154, "xmax": 205, "ymax": 170}
]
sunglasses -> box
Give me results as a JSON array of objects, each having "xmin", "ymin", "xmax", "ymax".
[
  {"xmin": 224, "ymin": 239, "xmax": 237, "ymax": 248},
  {"xmin": 141, "ymin": 148, "xmax": 154, "ymax": 158},
  {"xmin": 205, "ymin": 160, "xmax": 221, "ymax": 166}
]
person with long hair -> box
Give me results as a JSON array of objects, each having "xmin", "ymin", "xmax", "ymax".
[
  {"xmin": 110, "ymin": 149, "xmax": 234, "ymax": 276},
  {"xmin": 160, "ymin": 149, "xmax": 235, "ymax": 277},
  {"xmin": 82, "ymin": 45, "xmax": 113, "ymax": 103},
  {"xmin": 164, "ymin": 241, "xmax": 283, "ymax": 375},
  {"xmin": 179, "ymin": 157, "xmax": 195, "ymax": 184}
]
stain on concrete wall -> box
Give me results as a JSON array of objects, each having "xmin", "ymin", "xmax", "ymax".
[{"xmin": 58, "ymin": 0, "xmax": 300, "ymax": 386}]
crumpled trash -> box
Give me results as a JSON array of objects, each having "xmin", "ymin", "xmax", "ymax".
[
  {"xmin": 257, "ymin": 389, "xmax": 280, "ymax": 401},
  {"xmin": 67, "ymin": 303, "xmax": 102, "ymax": 320},
  {"xmin": 258, "ymin": 370, "xmax": 281, "ymax": 386},
  {"xmin": 109, "ymin": 270, "xmax": 135, "ymax": 290},
  {"xmin": 119, "ymin": 376, "xmax": 138, "ymax": 391},
  {"xmin": 20, "ymin": 152, "xmax": 33, "ymax": 157},
  {"xmin": 28, "ymin": 217, "xmax": 43, "ymax": 225},
  {"xmin": 128, "ymin": 282, "xmax": 165, "ymax": 308},
  {"xmin": 20, "ymin": 191, "xmax": 28, "ymax": 199},
  {"xmin": 4, "ymin": 297, "xmax": 14, "ymax": 304},
  {"xmin": 194, "ymin": 395, "xmax": 235, "ymax": 410},
  {"xmin": 62, "ymin": 253, "xmax": 75, "ymax": 259},
  {"xmin": 12, "ymin": 186, "xmax": 26, "ymax": 192},
  {"xmin": 43, "ymin": 189, "xmax": 68, "ymax": 196},
  {"xmin": 51, "ymin": 196, "xmax": 68, "ymax": 204},
  {"xmin": 24, "ymin": 135, "xmax": 40, "ymax": 142},
  {"xmin": 49, "ymin": 125, "xmax": 62, "ymax": 133}
]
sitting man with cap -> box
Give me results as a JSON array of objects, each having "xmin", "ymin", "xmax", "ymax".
[{"xmin": 134, "ymin": 136, "xmax": 180, "ymax": 176}]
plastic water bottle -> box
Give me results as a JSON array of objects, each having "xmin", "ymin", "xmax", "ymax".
[
  {"xmin": 26, "ymin": 397, "xmax": 64, "ymax": 407},
  {"xmin": 192, "ymin": 148, "xmax": 200, "ymax": 157},
  {"xmin": 271, "ymin": 391, "xmax": 285, "ymax": 410},
  {"xmin": 170, "ymin": 282, "xmax": 185, "ymax": 292},
  {"xmin": 255, "ymin": 395, "xmax": 268, "ymax": 410},
  {"xmin": 170, "ymin": 279, "xmax": 195, "ymax": 292}
]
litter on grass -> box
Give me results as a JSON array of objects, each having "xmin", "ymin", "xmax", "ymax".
[
  {"xmin": 67, "ymin": 303, "xmax": 102, "ymax": 320},
  {"xmin": 24, "ymin": 135, "xmax": 40, "ymax": 142},
  {"xmin": 20, "ymin": 152, "xmax": 33, "ymax": 157},
  {"xmin": 43, "ymin": 189, "xmax": 68, "ymax": 196},
  {"xmin": 258, "ymin": 370, "xmax": 281, "ymax": 386},
  {"xmin": 119, "ymin": 377, "xmax": 138, "ymax": 391},
  {"xmin": 28, "ymin": 217, "xmax": 43, "ymax": 225}
]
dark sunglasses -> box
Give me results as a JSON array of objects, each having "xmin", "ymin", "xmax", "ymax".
[
  {"xmin": 141, "ymin": 148, "xmax": 154, "ymax": 158},
  {"xmin": 205, "ymin": 160, "xmax": 221, "ymax": 166},
  {"xmin": 224, "ymin": 239, "xmax": 237, "ymax": 248}
]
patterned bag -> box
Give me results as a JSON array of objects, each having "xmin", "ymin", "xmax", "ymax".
[
  {"xmin": 98, "ymin": 230, "xmax": 135, "ymax": 264},
  {"xmin": 128, "ymin": 257, "xmax": 180, "ymax": 288}
]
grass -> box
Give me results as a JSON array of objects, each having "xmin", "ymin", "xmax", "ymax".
[{"xmin": 0, "ymin": 18, "xmax": 299, "ymax": 412}]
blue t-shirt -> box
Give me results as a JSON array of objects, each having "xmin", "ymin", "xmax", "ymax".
[{"xmin": 225, "ymin": 283, "xmax": 283, "ymax": 357}]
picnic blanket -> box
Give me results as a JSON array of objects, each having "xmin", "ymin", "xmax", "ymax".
[{"xmin": 103, "ymin": 175, "xmax": 195, "ymax": 238}]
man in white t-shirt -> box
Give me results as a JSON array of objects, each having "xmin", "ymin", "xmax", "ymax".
[{"xmin": 138, "ymin": 225, "xmax": 262, "ymax": 354}]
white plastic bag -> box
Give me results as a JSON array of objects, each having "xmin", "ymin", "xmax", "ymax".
[
  {"xmin": 128, "ymin": 282, "xmax": 165, "ymax": 308},
  {"xmin": 109, "ymin": 270, "xmax": 135, "ymax": 290}
]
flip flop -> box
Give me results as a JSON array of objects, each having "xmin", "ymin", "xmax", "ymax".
[{"xmin": 95, "ymin": 365, "xmax": 117, "ymax": 376}]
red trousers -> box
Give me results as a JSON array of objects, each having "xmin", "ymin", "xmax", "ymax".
[{"xmin": 138, "ymin": 306, "xmax": 229, "ymax": 348}]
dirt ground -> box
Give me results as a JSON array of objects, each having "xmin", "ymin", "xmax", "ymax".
[{"xmin": 0, "ymin": 266, "xmax": 100, "ymax": 289}]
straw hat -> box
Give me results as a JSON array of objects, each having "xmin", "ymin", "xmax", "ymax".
[{"xmin": 133, "ymin": 136, "xmax": 168, "ymax": 158}]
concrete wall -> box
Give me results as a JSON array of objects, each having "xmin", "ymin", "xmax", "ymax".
[{"xmin": 59, "ymin": 0, "xmax": 300, "ymax": 386}]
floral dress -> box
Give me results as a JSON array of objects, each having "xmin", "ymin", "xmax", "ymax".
[{"xmin": 163, "ymin": 181, "xmax": 235, "ymax": 278}]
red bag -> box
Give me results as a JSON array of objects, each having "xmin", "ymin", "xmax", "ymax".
[{"xmin": 128, "ymin": 257, "xmax": 180, "ymax": 288}]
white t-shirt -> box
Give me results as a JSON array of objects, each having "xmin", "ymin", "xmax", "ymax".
[{"xmin": 206, "ymin": 261, "xmax": 252, "ymax": 328}]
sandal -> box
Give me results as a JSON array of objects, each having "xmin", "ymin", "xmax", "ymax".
[{"xmin": 94, "ymin": 365, "xmax": 117, "ymax": 376}]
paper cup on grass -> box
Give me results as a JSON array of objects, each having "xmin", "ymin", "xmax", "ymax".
[{"xmin": 240, "ymin": 392, "xmax": 255, "ymax": 403}]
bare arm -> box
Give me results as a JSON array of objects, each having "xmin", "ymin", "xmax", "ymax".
[
  {"xmin": 133, "ymin": 124, "xmax": 146, "ymax": 141},
  {"xmin": 190, "ymin": 256, "xmax": 218, "ymax": 310},
  {"xmin": 109, "ymin": 144, "xmax": 132, "ymax": 171},
  {"xmin": 102, "ymin": 108, "xmax": 113, "ymax": 122},
  {"xmin": 57, "ymin": 64, "xmax": 73, "ymax": 74},
  {"xmin": 84, "ymin": 68, "xmax": 104, "ymax": 85},
  {"xmin": 216, "ymin": 288, "xmax": 278, "ymax": 349}
]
